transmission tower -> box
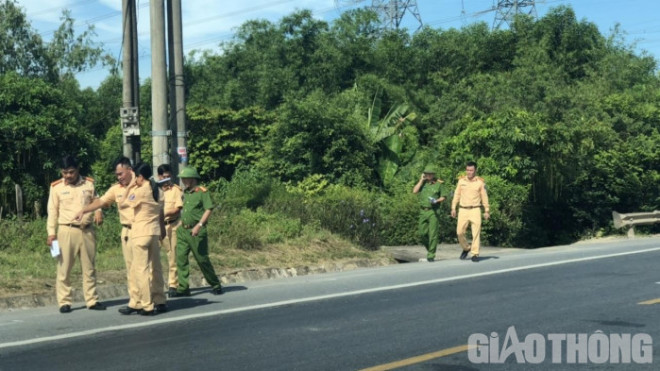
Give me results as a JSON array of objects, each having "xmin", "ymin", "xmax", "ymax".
[
  {"xmin": 335, "ymin": 0, "xmax": 424, "ymax": 31},
  {"xmin": 492, "ymin": 0, "xmax": 537, "ymax": 29}
]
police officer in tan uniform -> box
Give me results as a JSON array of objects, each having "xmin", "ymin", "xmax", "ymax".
[
  {"xmin": 121, "ymin": 162, "xmax": 167, "ymax": 315},
  {"xmin": 157, "ymin": 164, "xmax": 183, "ymax": 297},
  {"xmin": 47, "ymin": 155, "xmax": 106, "ymax": 313},
  {"xmin": 77, "ymin": 157, "xmax": 140, "ymax": 312},
  {"xmin": 451, "ymin": 161, "xmax": 490, "ymax": 262}
]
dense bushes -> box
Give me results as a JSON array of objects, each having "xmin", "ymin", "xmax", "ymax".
[
  {"xmin": 214, "ymin": 169, "xmax": 535, "ymax": 250},
  {"xmin": 2, "ymin": 5, "xmax": 659, "ymax": 248}
]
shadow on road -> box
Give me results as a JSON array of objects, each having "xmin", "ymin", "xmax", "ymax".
[
  {"xmin": 166, "ymin": 297, "xmax": 216, "ymax": 311},
  {"xmin": 189, "ymin": 285, "xmax": 248, "ymax": 295},
  {"xmin": 473, "ymin": 255, "xmax": 499, "ymax": 262},
  {"xmin": 95, "ymin": 285, "xmax": 248, "ymax": 311},
  {"xmin": 165, "ymin": 285, "xmax": 249, "ymax": 311}
]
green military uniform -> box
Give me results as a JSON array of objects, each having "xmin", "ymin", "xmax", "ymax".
[
  {"xmin": 417, "ymin": 168, "xmax": 445, "ymax": 260},
  {"xmin": 175, "ymin": 168, "xmax": 222, "ymax": 294}
]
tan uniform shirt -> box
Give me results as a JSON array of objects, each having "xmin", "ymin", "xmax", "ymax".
[
  {"xmin": 98, "ymin": 174, "xmax": 136, "ymax": 225},
  {"xmin": 124, "ymin": 181, "xmax": 164, "ymax": 238},
  {"xmin": 451, "ymin": 176, "xmax": 490, "ymax": 213},
  {"xmin": 163, "ymin": 184, "xmax": 183, "ymax": 222},
  {"xmin": 47, "ymin": 176, "xmax": 97, "ymax": 235}
]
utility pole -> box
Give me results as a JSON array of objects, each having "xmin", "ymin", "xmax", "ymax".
[
  {"xmin": 493, "ymin": 0, "xmax": 536, "ymax": 29},
  {"xmin": 121, "ymin": 0, "xmax": 140, "ymax": 166},
  {"xmin": 167, "ymin": 0, "xmax": 187, "ymax": 179},
  {"xmin": 151, "ymin": 0, "xmax": 169, "ymax": 174}
]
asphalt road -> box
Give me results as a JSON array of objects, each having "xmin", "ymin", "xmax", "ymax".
[{"xmin": 1, "ymin": 237, "xmax": 660, "ymax": 370}]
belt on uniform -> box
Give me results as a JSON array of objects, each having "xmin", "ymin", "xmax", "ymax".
[
  {"xmin": 165, "ymin": 218, "xmax": 179, "ymax": 225},
  {"xmin": 121, "ymin": 224, "xmax": 132, "ymax": 229},
  {"xmin": 60, "ymin": 223, "xmax": 87, "ymax": 229},
  {"xmin": 459, "ymin": 205, "xmax": 481, "ymax": 209}
]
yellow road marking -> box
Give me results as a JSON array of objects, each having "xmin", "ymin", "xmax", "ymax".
[
  {"xmin": 360, "ymin": 344, "xmax": 472, "ymax": 371},
  {"xmin": 638, "ymin": 298, "xmax": 660, "ymax": 305}
]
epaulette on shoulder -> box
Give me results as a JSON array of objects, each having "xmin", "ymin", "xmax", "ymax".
[
  {"xmin": 51, "ymin": 179, "xmax": 63, "ymax": 187},
  {"xmin": 172, "ymin": 184, "xmax": 182, "ymax": 190},
  {"xmin": 195, "ymin": 186, "xmax": 208, "ymax": 192},
  {"xmin": 85, "ymin": 176, "xmax": 95, "ymax": 182},
  {"xmin": 476, "ymin": 176, "xmax": 485, "ymax": 182}
]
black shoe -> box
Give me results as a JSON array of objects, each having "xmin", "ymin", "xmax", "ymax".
[
  {"xmin": 139, "ymin": 309, "xmax": 155, "ymax": 316},
  {"xmin": 154, "ymin": 304, "xmax": 168, "ymax": 314},
  {"xmin": 59, "ymin": 305, "xmax": 72, "ymax": 314},
  {"xmin": 471, "ymin": 255, "xmax": 479, "ymax": 262},
  {"xmin": 167, "ymin": 287, "xmax": 177, "ymax": 298},
  {"xmin": 427, "ymin": 258, "xmax": 435, "ymax": 262},
  {"xmin": 118, "ymin": 306, "xmax": 140, "ymax": 315},
  {"xmin": 211, "ymin": 287, "xmax": 224, "ymax": 295},
  {"xmin": 169, "ymin": 289, "xmax": 191, "ymax": 297},
  {"xmin": 460, "ymin": 250, "xmax": 469, "ymax": 260},
  {"xmin": 88, "ymin": 302, "xmax": 106, "ymax": 311}
]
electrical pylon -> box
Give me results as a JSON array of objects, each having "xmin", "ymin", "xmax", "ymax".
[
  {"xmin": 492, "ymin": 0, "xmax": 537, "ymax": 29},
  {"xmin": 335, "ymin": 0, "xmax": 424, "ymax": 31}
]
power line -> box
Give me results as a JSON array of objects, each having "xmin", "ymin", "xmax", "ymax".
[{"xmin": 26, "ymin": 0, "xmax": 99, "ymax": 17}]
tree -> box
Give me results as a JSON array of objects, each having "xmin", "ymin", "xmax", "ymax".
[
  {"xmin": 261, "ymin": 91, "xmax": 376, "ymax": 187},
  {"xmin": 186, "ymin": 105, "xmax": 274, "ymax": 182},
  {"xmin": 0, "ymin": 73, "xmax": 96, "ymax": 215},
  {"xmin": 0, "ymin": 0, "xmax": 51, "ymax": 78},
  {"xmin": 0, "ymin": 0, "xmax": 108, "ymax": 82}
]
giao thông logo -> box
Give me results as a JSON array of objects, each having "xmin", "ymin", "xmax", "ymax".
[{"xmin": 468, "ymin": 326, "xmax": 652, "ymax": 364}]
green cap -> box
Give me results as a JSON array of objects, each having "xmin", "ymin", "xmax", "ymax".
[
  {"xmin": 179, "ymin": 166, "xmax": 200, "ymax": 179},
  {"xmin": 423, "ymin": 165, "xmax": 437, "ymax": 174}
]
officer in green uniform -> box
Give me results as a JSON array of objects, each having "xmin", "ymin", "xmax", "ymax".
[
  {"xmin": 170, "ymin": 166, "xmax": 223, "ymax": 296},
  {"xmin": 412, "ymin": 165, "xmax": 446, "ymax": 262}
]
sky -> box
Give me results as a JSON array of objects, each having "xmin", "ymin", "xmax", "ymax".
[{"xmin": 18, "ymin": 0, "xmax": 660, "ymax": 89}]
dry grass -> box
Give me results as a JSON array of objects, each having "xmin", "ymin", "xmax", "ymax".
[{"xmin": 0, "ymin": 232, "xmax": 392, "ymax": 299}]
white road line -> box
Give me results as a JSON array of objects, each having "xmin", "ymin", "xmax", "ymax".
[{"xmin": 2, "ymin": 246, "xmax": 660, "ymax": 350}]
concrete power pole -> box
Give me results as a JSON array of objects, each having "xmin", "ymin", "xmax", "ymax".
[
  {"xmin": 121, "ymin": 0, "xmax": 140, "ymax": 165},
  {"xmin": 151, "ymin": 0, "xmax": 169, "ymax": 174},
  {"xmin": 167, "ymin": 0, "xmax": 187, "ymax": 179},
  {"xmin": 493, "ymin": 0, "xmax": 537, "ymax": 29}
]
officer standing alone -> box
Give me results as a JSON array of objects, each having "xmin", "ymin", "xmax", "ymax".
[
  {"xmin": 170, "ymin": 166, "xmax": 223, "ymax": 296},
  {"xmin": 412, "ymin": 165, "xmax": 446, "ymax": 262},
  {"xmin": 451, "ymin": 161, "xmax": 490, "ymax": 262}
]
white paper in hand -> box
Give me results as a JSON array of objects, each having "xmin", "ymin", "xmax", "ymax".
[{"xmin": 50, "ymin": 240, "xmax": 61, "ymax": 258}]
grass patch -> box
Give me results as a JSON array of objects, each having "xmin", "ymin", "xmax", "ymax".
[{"xmin": 0, "ymin": 211, "xmax": 390, "ymax": 298}]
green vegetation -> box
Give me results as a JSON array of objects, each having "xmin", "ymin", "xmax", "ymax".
[
  {"xmin": 0, "ymin": 184, "xmax": 390, "ymax": 297},
  {"xmin": 1, "ymin": 3, "xmax": 659, "ymax": 297}
]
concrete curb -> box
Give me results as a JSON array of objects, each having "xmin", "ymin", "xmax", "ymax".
[{"xmin": 0, "ymin": 257, "xmax": 393, "ymax": 311}]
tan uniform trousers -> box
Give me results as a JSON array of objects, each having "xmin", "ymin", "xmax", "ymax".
[
  {"xmin": 457, "ymin": 207, "xmax": 482, "ymax": 256},
  {"xmin": 121, "ymin": 226, "xmax": 140, "ymax": 306},
  {"xmin": 161, "ymin": 220, "xmax": 180, "ymax": 289},
  {"xmin": 56, "ymin": 225, "xmax": 99, "ymax": 307},
  {"xmin": 129, "ymin": 235, "xmax": 166, "ymax": 311}
]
